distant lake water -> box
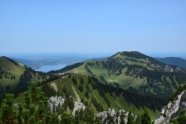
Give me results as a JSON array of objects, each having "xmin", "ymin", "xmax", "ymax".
[
  {"xmin": 11, "ymin": 53, "xmax": 110, "ymax": 73},
  {"xmin": 35, "ymin": 64, "xmax": 67, "ymax": 72}
]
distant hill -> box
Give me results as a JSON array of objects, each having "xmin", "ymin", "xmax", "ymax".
[
  {"xmin": 157, "ymin": 57, "xmax": 186, "ymax": 69},
  {"xmin": 52, "ymin": 51, "xmax": 186, "ymax": 98},
  {"xmin": 0, "ymin": 56, "xmax": 49, "ymax": 98}
]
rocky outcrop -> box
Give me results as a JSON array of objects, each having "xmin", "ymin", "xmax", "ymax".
[
  {"xmin": 48, "ymin": 95, "xmax": 138, "ymax": 124},
  {"xmin": 155, "ymin": 91, "xmax": 186, "ymax": 124},
  {"xmin": 48, "ymin": 96, "xmax": 65, "ymax": 112},
  {"xmin": 50, "ymin": 82, "xmax": 58, "ymax": 92},
  {"xmin": 48, "ymin": 96, "xmax": 135, "ymax": 123},
  {"xmin": 72, "ymin": 101, "xmax": 86, "ymax": 115},
  {"xmin": 97, "ymin": 109, "xmax": 129, "ymax": 124},
  {"xmin": 48, "ymin": 96, "xmax": 86, "ymax": 115}
]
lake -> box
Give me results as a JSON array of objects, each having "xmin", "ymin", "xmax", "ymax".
[
  {"xmin": 35, "ymin": 64, "xmax": 67, "ymax": 72},
  {"xmin": 11, "ymin": 53, "xmax": 110, "ymax": 73}
]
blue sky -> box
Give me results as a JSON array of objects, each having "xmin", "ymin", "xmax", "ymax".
[{"xmin": 0, "ymin": 0, "xmax": 186, "ymax": 57}]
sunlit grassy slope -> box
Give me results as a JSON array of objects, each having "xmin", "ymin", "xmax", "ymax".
[
  {"xmin": 0, "ymin": 56, "xmax": 25, "ymax": 87},
  {"xmin": 0, "ymin": 56, "xmax": 49, "ymax": 98},
  {"xmin": 59, "ymin": 51, "xmax": 186, "ymax": 98}
]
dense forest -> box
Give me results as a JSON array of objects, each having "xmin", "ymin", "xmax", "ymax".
[{"xmin": 0, "ymin": 84, "xmax": 153, "ymax": 124}]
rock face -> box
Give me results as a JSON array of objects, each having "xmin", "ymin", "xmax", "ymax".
[
  {"xmin": 48, "ymin": 96, "xmax": 86, "ymax": 115},
  {"xmin": 155, "ymin": 91, "xmax": 186, "ymax": 124},
  {"xmin": 97, "ymin": 109, "xmax": 129, "ymax": 124},
  {"xmin": 72, "ymin": 101, "xmax": 86, "ymax": 116},
  {"xmin": 48, "ymin": 96, "xmax": 135, "ymax": 123},
  {"xmin": 179, "ymin": 91, "xmax": 186, "ymax": 109},
  {"xmin": 48, "ymin": 96, "xmax": 65, "ymax": 112}
]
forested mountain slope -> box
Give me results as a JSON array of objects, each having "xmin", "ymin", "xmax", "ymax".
[
  {"xmin": 52, "ymin": 51, "xmax": 186, "ymax": 98},
  {"xmin": 0, "ymin": 56, "xmax": 49, "ymax": 99}
]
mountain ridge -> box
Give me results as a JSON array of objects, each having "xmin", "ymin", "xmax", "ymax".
[{"xmin": 51, "ymin": 51, "xmax": 186, "ymax": 98}]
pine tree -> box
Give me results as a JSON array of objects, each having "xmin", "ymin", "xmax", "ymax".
[
  {"xmin": 176, "ymin": 110, "xmax": 186, "ymax": 124},
  {"xmin": 24, "ymin": 92, "xmax": 30, "ymax": 108},
  {"xmin": 135, "ymin": 115, "xmax": 141, "ymax": 124},
  {"xmin": 23, "ymin": 109, "xmax": 29, "ymax": 124},
  {"xmin": 141, "ymin": 110, "xmax": 151, "ymax": 124},
  {"xmin": 84, "ymin": 108, "xmax": 95, "ymax": 124},
  {"xmin": 17, "ymin": 104, "xmax": 23, "ymax": 124},
  {"xmin": 120, "ymin": 112, "xmax": 125, "ymax": 124},
  {"xmin": 1, "ymin": 94, "xmax": 15, "ymax": 124},
  {"xmin": 30, "ymin": 83, "xmax": 37, "ymax": 104},
  {"xmin": 127, "ymin": 112, "xmax": 134, "ymax": 124}
]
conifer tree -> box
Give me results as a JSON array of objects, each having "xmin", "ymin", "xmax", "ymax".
[
  {"xmin": 127, "ymin": 112, "xmax": 134, "ymax": 124},
  {"xmin": 141, "ymin": 110, "xmax": 151, "ymax": 124},
  {"xmin": 1, "ymin": 94, "xmax": 15, "ymax": 124}
]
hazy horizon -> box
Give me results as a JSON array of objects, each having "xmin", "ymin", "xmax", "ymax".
[{"xmin": 1, "ymin": 51, "xmax": 186, "ymax": 59}]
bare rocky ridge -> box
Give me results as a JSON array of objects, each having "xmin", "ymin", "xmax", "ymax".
[
  {"xmin": 48, "ymin": 96, "xmax": 86, "ymax": 114},
  {"xmin": 48, "ymin": 96, "xmax": 65, "ymax": 112},
  {"xmin": 97, "ymin": 109, "xmax": 130, "ymax": 124},
  {"xmin": 155, "ymin": 90, "xmax": 186, "ymax": 124},
  {"xmin": 48, "ymin": 96, "xmax": 133, "ymax": 123}
]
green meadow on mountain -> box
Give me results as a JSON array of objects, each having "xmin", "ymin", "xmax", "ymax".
[{"xmin": 54, "ymin": 51, "xmax": 186, "ymax": 98}]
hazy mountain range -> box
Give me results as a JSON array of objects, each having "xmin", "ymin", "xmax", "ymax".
[{"xmin": 157, "ymin": 57, "xmax": 186, "ymax": 69}]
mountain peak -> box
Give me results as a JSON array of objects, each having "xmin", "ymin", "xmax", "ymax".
[{"xmin": 111, "ymin": 51, "xmax": 150, "ymax": 60}]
